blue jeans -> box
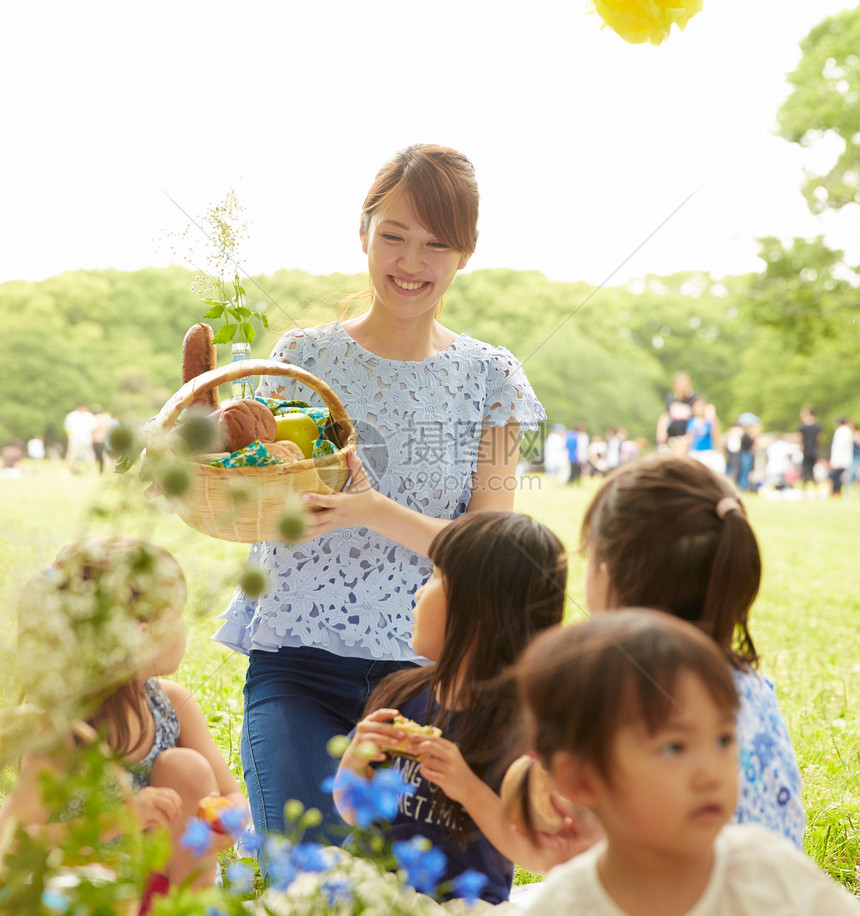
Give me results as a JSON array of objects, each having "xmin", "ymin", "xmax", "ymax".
[
  {"xmin": 738, "ymin": 452, "xmax": 753, "ymax": 491},
  {"xmin": 241, "ymin": 645, "xmax": 416, "ymax": 843}
]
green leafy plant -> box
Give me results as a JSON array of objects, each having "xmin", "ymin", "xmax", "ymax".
[{"xmin": 177, "ymin": 189, "xmax": 270, "ymax": 348}]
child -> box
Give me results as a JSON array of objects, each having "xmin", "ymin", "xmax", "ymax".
[
  {"xmin": 579, "ymin": 452, "xmax": 804, "ymax": 847},
  {"xmin": 334, "ymin": 511, "xmax": 568, "ymax": 905},
  {"xmin": 515, "ymin": 610, "xmax": 859, "ymax": 915},
  {"xmin": 0, "ymin": 537, "xmax": 248, "ymax": 897}
]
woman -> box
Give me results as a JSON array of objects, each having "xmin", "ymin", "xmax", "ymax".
[{"xmin": 214, "ymin": 144, "xmax": 545, "ymax": 841}]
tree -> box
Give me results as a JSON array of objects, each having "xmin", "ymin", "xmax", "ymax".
[
  {"xmin": 778, "ymin": 7, "xmax": 860, "ymax": 214},
  {"xmin": 747, "ymin": 236, "xmax": 858, "ymax": 354}
]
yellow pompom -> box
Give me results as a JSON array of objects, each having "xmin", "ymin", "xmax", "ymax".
[{"xmin": 590, "ymin": 0, "xmax": 703, "ymax": 45}]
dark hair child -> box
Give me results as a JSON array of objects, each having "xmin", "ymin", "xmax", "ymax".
[
  {"xmin": 335, "ymin": 510, "xmax": 567, "ymax": 905},
  {"xmin": 515, "ymin": 611, "xmax": 858, "ymax": 916}
]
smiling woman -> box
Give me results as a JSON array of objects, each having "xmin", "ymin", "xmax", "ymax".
[{"xmin": 212, "ymin": 144, "xmax": 547, "ymax": 850}]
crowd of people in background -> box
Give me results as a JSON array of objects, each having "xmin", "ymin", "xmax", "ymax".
[
  {"xmin": 3, "ymin": 378, "xmax": 859, "ymax": 502},
  {"xmin": 538, "ymin": 371, "xmax": 860, "ymax": 501},
  {"xmin": 1, "ymin": 402, "xmax": 118, "ymax": 478}
]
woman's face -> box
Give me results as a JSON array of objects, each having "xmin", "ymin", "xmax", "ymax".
[{"xmin": 361, "ymin": 193, "xmax": 470, "ymax": 322}]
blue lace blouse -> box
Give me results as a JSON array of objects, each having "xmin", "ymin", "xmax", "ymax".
[{"xmin": 214, "ymin": 322, "xmax": 545, "ymax": 662}]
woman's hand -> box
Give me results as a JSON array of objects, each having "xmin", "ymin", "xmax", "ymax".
[
  {"xmin": 300, "ymin": 449, "xmax": 383, "ymax": 539},
  {"xmin": 417, "ymin": 737, "xmax": 480, "ymax": 804},
  {"xmin": 132, "ymin": 786, "xmax": 182, "ymax": 830}
]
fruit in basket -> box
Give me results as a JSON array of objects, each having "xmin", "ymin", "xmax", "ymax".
[
  {"xmin": 274, "ymin": 413, "xmax": 319, "ymax": 459},
  {"xmin": 212, "ymin": 400, "xmax": 277, "ymax": 452}
]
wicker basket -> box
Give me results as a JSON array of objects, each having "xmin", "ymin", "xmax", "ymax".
[{"xmin": 147, "ymin": 359, "xmax": 357, "ymax": 543}]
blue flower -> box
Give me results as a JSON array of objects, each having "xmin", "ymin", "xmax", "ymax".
[
  {"xmin": 392, "ymin": 836, "xmax": 447, "ymax": 895},
  {"xmin": 219, "ymin": 805, "xmax": 248, "ymax": 839},
  {"xmin": 291, "ymin": 842, "xmax": 331, "ymax": 873},
  {"xmin": 226, "ymin": 861, "xmax": 255, "ymax": 894},
  {"xmin": 452, "ymin": 869, "xmax": 488, "ymax": 904},
  {"xmin": 324, "ymin": 770, "xmax": 376, "ymax": 828},
  {"xmin": 371, "ymin": 767, "xmax": 415, "ymax": 821},
  {"xmin": 179, "ymin": 817, "xmax": 213, "ymax": 857},
  {"xmin": 237, "ymin": 827, "xmax": 264, "ymax": 858},
  {"xmin": 323, "ymin": 767, "xmax": 414, "ymax": 828},
  {"xmin": 264, "ymin": 838, "xmax": 331, "ymax": 891},
  {"xmin": 321, "ymin": 878, "xmax": 354, "ymax": 907}
]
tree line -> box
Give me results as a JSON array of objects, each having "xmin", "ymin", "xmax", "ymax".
[{"xmin": 0, "ymin": 253, "xmax": 857, "ymax": 451}]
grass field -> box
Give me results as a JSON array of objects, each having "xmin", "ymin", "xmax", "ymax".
[{"xmin": 1, "ymin": 461, "xmax": 858, "ymax": 894}]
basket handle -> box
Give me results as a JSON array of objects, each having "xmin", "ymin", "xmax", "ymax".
[{"xmin": 149, "ymin": 359, "xmax": 357, "ymax": 448}]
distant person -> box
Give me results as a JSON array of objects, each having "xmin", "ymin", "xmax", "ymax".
[
  {"xmin": 764, "ymin": 435, "xmax": 801, "ymax": 491},
  {"xmin": 26, "ymin": 437, "xmax": 45, "ymax": 460},
  {"xmin": 565, "ymin": 424, "xmax": 583, "ymax": 484},
  {"xmin": 845, "ymin": 424, "xmax": 860, "ymax": 497},
  {"xmin": 724, "ymin": 423, "xmax": 742, "ymax": 482},
  {"xmin": 544, "ymin": 424, "xmax": 569, "ymax": 483},
  {"xmin": 605, "ymin": 428, "xmax": 623, "ymax": 471},
  {"xmin": 1, "ymin": 443, "xmax": 25, "ymax": 478},
  {"xmin": 736, "ymin": 413, "xmax": 759, "ymax": 493},
  {"xmin": 91, "ymin": 405, "xmax": 115, "ymax": 474},
  {"xmin": 575, "ymin": 424, "xmax": 590, "ymax": 476},
  {"xmin": 656, "ymin": 371, "xmax": 696, "ymax": 451},
  {"xmin": 588, "ymin": 435, "xmax": 608, "ymax": 476},
  {"xmin": 685, "ymin": 397, "xmax": 724, "ymax": 474},
  {"xmin": 830, "ymin": 417, "xmax": 854, "ymax": 498},
  {"xmin": 63, "ymin": 402, "xmax": 95, "ymax": 474},
  {"xmin": 798, "ymin": 407, "xmax": 821, "ymax": 494}
]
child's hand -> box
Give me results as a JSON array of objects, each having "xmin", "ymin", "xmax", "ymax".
[
  {"xmin": 526, "ymin": 792, "xmax": 604, "ymax": 864},
  {"xmin": 132, "ymin": 786, "xmax": 182, "ymax": 829},
  {"xmin": 417, "ymin": 737, "xmax": 478, "ymax": 804},
  {"xmin": 340, "ymin": 708, "xmax": 409, "ymax": 775}
]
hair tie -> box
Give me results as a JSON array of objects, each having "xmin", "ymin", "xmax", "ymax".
[{"xmin": 715, "ymin": 497, "xmax": 741, "ymax": 520}]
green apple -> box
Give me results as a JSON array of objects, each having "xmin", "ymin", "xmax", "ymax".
[{"xmin": 274, "ymin": 413, "xmax": 319, "ymax": 459}]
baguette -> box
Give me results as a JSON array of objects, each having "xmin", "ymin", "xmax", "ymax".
[{"xmin": 182, "ymin": 323, "xmax": 219, "ymax": 410}]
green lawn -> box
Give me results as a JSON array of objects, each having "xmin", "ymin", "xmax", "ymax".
[{"xmin": 1, "ymin": 462, "xmax": 858, "ymax": 893}]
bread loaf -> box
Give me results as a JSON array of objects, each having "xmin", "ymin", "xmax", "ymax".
[
  {"xmin": 182, "ymin": 323, "xmax": 219, "ymax": 410},
  {"xmin": 213, "ymin": 400, "xmax": 277, "ymax": 452}
]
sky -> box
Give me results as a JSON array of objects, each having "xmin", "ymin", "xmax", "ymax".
[{"xmin": 2, "ymin": 0, "xmax": 858, "ymax": 289}]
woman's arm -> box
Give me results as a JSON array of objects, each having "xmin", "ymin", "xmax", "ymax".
[{"xmin": 302, "ymin": 423, "xmax": 521, "ymax": 557}]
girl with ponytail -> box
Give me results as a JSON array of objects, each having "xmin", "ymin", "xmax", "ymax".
[{"xmin": 577, "ymin": 452, "xmax": 803, "ymax": 846}]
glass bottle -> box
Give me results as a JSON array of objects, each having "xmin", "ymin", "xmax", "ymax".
[{"xmin": 230, "ymin": 341, "xmax": 255, "ymax": 400}]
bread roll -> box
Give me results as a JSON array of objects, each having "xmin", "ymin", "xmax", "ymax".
[
  {"xmin": 500, "ymin": 755, "xmax": 564, "ymax": 837},
  {"xmin": 214, "ymin": 399, "xmax": 277, "ymax": 452},
  {"xmin": 182, "ymin": 323, "xmax": 219, "ymax": 409},
  {"xmin": 267, "ymin": 440, "xmax": 304, "ymax": 465}
]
